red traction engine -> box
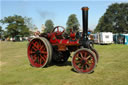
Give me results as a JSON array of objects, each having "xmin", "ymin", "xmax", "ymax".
[{"xmin": 27, "ymin": 7, "xmax": 99, "ymax": 73}]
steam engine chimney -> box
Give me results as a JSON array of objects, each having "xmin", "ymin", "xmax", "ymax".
[{"xmin": 82, "ymin": 7, "xmax": 89, "ymax": 40}]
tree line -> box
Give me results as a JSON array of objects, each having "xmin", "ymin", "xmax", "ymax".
[
  {"xmin": 0, "ymin": 15, "xmax": 38, "ymax": 39},
  {"xmin": 94, "ymin": 3, "xmax": 128, "ymax": 33},
  {"xmin": 0, "ymin": 3, "xmax": 127, "ymax": 40},
  {"xmin": 0, "ymin": 14, "xmax": 79, "ymax": 39}
]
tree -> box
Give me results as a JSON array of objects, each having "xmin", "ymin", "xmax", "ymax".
[
  {"xmin": 24, "ymin": 17, "xmax": 38, "ymax": 31},
  {"xmin": 44, "ymin": 20, "xmax": 54, "ymax": 33},
  {"xmin": 66, "ymin": 14, "xmax": 80, "ymax": 34},
  {"xmin": 0, "ymin": 15, "xmax": 30, "ymax": 37},
  {"xmin": 94, "ymin": 3, "xmax": 128, "ymax": 33},
  {"xmin": 0, "ymin": 26, "xmax": 3, "ymax": 39}
]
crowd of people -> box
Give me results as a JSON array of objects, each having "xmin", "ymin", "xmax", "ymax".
[{"xmin": 0, "ymin": 31, "xmax": 40, "ymax": 42}]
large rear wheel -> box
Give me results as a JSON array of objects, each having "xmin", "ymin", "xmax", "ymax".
[
  {"xmin": 42, "ymin": 38, "xmax": 52, "ymax": 65},
  {"xmin": 72, "ymin": 48, "xmax": 97, "ymax": 73},
  {"xmin": 27, "ymin": 37, "xmax": 52, "ymax": 67}
]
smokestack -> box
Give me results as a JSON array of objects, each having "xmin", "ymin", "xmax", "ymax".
[{"xmin": 81, "ymin": 7, "xmax": 89, "ymax": 40}]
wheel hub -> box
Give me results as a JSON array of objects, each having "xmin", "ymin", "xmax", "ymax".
[
  {"xmin": 81, "ymin": 59, "xmax": 86, "ymax": 64},
  {"xmin": 36, "ymin": 50, "xmax": 40, "ymax": 56}
]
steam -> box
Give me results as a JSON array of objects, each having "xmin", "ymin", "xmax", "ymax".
[
  {"xmin": 37, "ymin": 10, "xmax": 56, "ymax": 31},
  {"xmin": 37, "ymin": 10, "xmax": 55, "ymax": 20}
]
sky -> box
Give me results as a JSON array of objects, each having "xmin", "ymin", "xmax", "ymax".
[{"xmin": 0, "ymin": 0, "xmax": 128, "ymax": 31}]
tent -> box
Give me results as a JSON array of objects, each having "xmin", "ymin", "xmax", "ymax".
[{"xmin": 113, "ymin": 34, "xmax": 128, "ymax": 45}]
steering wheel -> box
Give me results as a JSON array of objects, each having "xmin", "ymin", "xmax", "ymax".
[{"xmin": 52, "ymin": 26, "xmax": 65, "ymax": 35}]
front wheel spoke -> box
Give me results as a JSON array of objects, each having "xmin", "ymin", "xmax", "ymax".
[
  {"xmin": 76, "ymin": 54, "xmax": 82, "ymax": 59},
  {"xmin": 83, "ymin": 65, "xmax": 86, "ymax": 70},
  {"xmin": 86, "ymin": 64, "xmax": 90, "ymax": 68},
  {"xmin": 80, "ymin": 64, "xmax": 84, "ymax": 69},
  {"xmin": 86, "ymin": 59, "xmax": 91, "ymax": 64},
  {"xmin": 89, "ymin": 59, "xmax": 94, "ymax": 64},
  {"xmin": 75, "ymin": 59, "xmax": 80, "ymax": 64},
  {"xmin": 77, "ymin": 63, "xmax": 82, "ymax": 68},
  {"xmin": 86, "ymin": 55, "xmax": 91, "ymax": 60},
  {"xmin": 84, "ymin": 52, "xmax": 88, "ymax": 57},
  {"xmin": 83, "ymin": 64, "xmax": 87, "ymax": 70},
  {"xmin": 80, "ymin": 52, "xmax": 84, "ymax": 58},
  {"xmin": 85, "ymin": 64, "xmax": 89, "ymax": 70}
]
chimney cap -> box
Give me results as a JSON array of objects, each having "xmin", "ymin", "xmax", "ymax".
[{"xmin": 82, "ymin": 7, "xmax": 89, "ymax": 11}]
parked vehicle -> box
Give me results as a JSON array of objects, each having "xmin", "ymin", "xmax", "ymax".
[{"xmin": 94, "ymin": 32, "xmax": 113, "ymax": 44}]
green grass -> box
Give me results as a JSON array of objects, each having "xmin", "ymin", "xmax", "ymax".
[{"xmin": 0, "ymin": 41, "xmax": 128, "ymax": 85}]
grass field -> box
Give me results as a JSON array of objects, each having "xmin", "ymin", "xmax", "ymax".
[{"xmin": 0, "ymin": 41, "xmax": 128, "ymax": 85}]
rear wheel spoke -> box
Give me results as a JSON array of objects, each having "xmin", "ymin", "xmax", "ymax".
[
  {"xmin": 81, "ymin": 64, "xmax": 85, "ymax": 69},
  {"xmin": 30, "ymin": 50, "xmax": 35, "ymax": 54},
  {"xmin": 34, "ymin": 57, "xmax": 38, "ymax": 63},
  {"xmin": 40, "ymin": 57, "xmax": 42, "ymax": 64},
  {"xmin": 40, "ymin": 45, "xmax": 44, "ymax": 50},
  {"xmin": 32, "ymin": 46, "xmax": 38, "ymax": 51},
  {"xmin": 32, "ymin": 41, "xmax": 38, "ymax": 48},
  {"xmin": 33, "ymin": 57, "xmax": 37, "ymax": 62},
  {"xmin": 40, "ymin": 54, "xmax": 46, "ymax": 62},
  {"xmin": 40, "ymin": 51, "xmax": 47, "ymax": 54}
]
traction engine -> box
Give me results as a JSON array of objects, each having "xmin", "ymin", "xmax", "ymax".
[{"xmin": 27, "ymin": 7, "xmax": 99, "ymax": 73}]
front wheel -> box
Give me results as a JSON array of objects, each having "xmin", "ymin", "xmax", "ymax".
[{"xmin": 72, "ymin": 48, "xmax": 97, "ymax": 73}]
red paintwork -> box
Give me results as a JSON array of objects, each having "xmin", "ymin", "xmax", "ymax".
[
  {"xmin": 48, "ymin": 32, "xmax": 79, "ymax": 45},
  {"xmin": 28, "ymin": 26, "xmax": 80, "ymax": 51},
  {"xmin": 70, "ymin": 32, "xmax": 76, "ymax": 40},
  {"xmin": 47, "ymin": 32, "xmax": 79, "ymax": 51}
]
